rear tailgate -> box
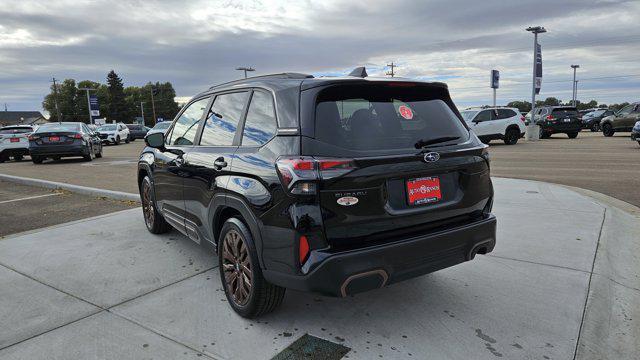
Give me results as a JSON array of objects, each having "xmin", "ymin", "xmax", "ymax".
[
  {"xmin": 317, "ymin": 149, "xmax": 491, "ymax": 248},
  {"xmin": 301, "ymin": 81, "xmax": 491, "ymax": 249},
  {"xmin": 551, "ymin": 108, "xmax": 581, "ymax": 130}
]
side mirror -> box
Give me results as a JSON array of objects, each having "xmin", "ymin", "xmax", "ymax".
[{"xmin": 145, "ymin": 132, "xmax": 165, "ymax": 149}]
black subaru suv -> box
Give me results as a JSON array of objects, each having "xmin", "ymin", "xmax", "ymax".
[
  {"xmin": 138, "ymin": 69, "xmax": 496, "ymax": 318},
  {"xmin": 533, "ymin": 106, "xmax": 582, "ymax": 138}
]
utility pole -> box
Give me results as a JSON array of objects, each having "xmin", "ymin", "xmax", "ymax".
[
  {"xmin": 235, "ymin": 67, "xmax": 255, "ymax": 79},
  {"xmin": 51, "ymin": 77, "xmax": 62, "ymax": 122},
  {"xmin": 78, "ymin": 87, "xmax": 97, "ymax": 125},
  {"xmin": 525, "ymin": 26, "xmax": 547, "ymax": 141},
  {"xmin": 140, "ymin": 101, "xmax": 145, "ymax": 125},
  {"xmin": 149, "ymin": 85, "xmax": 157, "ymax": 125},
  {"xmin": 3, "ymin": 103, "xmax": 7, "ymax": 111},
  {"xmin": 571, "ymin": 65, "xmax": 580, "ymax": 106},
  {"xmin": 386, "ymin": 62, "xmax": 397, "ymax": 77}
]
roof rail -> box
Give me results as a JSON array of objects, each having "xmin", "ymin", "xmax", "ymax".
[{"xmin": 209, "ymin": 72, "xmax": 314, "ymax": 89}]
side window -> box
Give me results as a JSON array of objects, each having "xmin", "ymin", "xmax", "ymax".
[
  {"xmin": 618, "ymin": 104, "xmax": 633, "ymax": 116},
  {"xmin": 475, "ymin": 110, "xmax": 491, "ymax": 122},
  {"xmin": 168, "ymin": 97, "xmax": 209, "ymax": 146},
  {"xmin": 242, "ymin": 91, "xmax": 277, "ymax": 146},
  {"xmin": 497, "ymin": 109, "xmax": 516, "ymax": 119},
  {"xmin": 200, "ymin": 92, "xmax": 249, "ymax": 146}
]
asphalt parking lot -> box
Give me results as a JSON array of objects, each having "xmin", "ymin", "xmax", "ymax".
[
  {"xmin": 0, "ymin": 141, "xmax": 144, "ymax": 194},
  {"xmin": 0, "ymin": 180, "xmax": 136, "ymax": 237},
  {"xmin": 0, "ymin": 178, "xmax": 637, "ymax": 359},
  {"xmin": 489, "ymin": 131, "xmax": 640, "ymax": 207}
]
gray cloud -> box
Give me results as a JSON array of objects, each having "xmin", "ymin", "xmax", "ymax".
[{"xmin": 1, "ymin": 0, "xmax": 639, "ymax": 111}]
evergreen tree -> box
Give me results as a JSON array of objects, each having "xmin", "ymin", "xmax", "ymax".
[{"xmin": 106, "ymin": 70, "xmax": 127, "ymax": 121}]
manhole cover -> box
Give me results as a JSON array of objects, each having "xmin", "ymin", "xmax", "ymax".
[{"xmin": 271, "ymin": 334, "xmax": 350, "ymax": 360}]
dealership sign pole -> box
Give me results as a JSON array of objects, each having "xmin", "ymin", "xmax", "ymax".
[
  {"xmin": 79, "ymin": 88, "xmax": 99, "ymax": 125},
  {"xmin": 525, "ymin": 26, "xmax": 546, "ymax": 141},
  {"xmin": 490, "ymin": 70, "xmax": 499, "ymax": 107}
]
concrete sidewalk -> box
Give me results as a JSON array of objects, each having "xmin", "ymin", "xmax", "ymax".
[{"xmin": 0, "ymin": 178, "xmax": 637, "ymax": 359}]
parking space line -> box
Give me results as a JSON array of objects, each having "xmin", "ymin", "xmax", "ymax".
[{"xmin": 0, "ymin": 193, "xmax": 61, "ymax": 204}]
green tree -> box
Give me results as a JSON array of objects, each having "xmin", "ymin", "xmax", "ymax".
[
  {"xmin": 542, "ymin": 97, "xmax": 560, "ymax": 106},
  {"xmin": 42, "ymin": 79, "xmax": 79, "ymax": 121},
  {"xmin": 106, "ymin": 70, "xmax": 128, "ymax": 121},
  {"xmin": 506, "ymin": 101, "xmax": 531, "ymax": 113}
]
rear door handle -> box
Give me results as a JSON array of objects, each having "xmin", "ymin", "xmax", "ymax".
[{"xmin": 213, "ymin": 157, "xmax": 227, "ymax": 170}]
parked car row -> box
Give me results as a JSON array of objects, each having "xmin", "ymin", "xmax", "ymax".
[{"xmin": 0, "ymin": 121, "xmax": 157, "ymax": 164}]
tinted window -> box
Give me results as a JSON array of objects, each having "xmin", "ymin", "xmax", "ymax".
[
  {"xmin": 200, "ymin": 92, "xmax": 249, "ymax": 146},
  {"xmin": 475, "ymin": 110, "xmax": 492, "ymax": 122},
  {"xmin": 168, "ymin": 97, "xmax": 209, "ymax": 146},
  {"xmin": 242, "ymin": 91, "xmax": 277, "ymax": 146},
  {"xmin": 0, "ymin": 127, "xmax": 32, "ymax": 134},
  {"xmin": 497, "ymin": 109, "xmax": 516, "ymax": 119},
  {"xmin": 97, "ymin": 125, "xmax": 116, "ymax": 131},
  {"xmin": 551, "ymin": 108, "xmax": 578, "ymax": 117},
  {"xmin": 35, "ymin": 123, "xmax": 80, "ymax": 133},
  {"xmin": 314, "ymin": 84, "xmax": 468, "ymax": 152}
]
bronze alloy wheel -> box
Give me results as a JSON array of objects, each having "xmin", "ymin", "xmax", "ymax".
[
  {"xmin": 222, "ymin": 229, "xmax": 253, "ymax": 306},
  {"xmin": 142, "ymin": 181, "xmax": 155, "ymax": 229}
]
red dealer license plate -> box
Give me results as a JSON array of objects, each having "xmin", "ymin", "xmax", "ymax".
[
  {"xmin": 10, "ymin": 138, "xmax": 19, "ymax": 142},
  {"xmin": 49, "ymin": 136, "xmax": 60, "ymax": 142},
  {"xmin": 407, "ymin": 177, "xmax": 442, "ymax": 206}
]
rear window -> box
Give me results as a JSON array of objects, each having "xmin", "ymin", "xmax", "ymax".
[
  {"xmin": 0, "ymin": 127, "xmax": 32, "ymax": 134},
  {"xmin": 314, "ymin": 85, "xmax": 468, "ymax": 151},
  {"xmin": 127, "ymin": 124, "xmax": 142, "ymax": 130},
  {"xmin": 35, "ymin": 123, "xmax": 80, "ymax": 133},
  {"xmin": 552, "ymin": 108, "xmax": 578, "ymax": 117}
]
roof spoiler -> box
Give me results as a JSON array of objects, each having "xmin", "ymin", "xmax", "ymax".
[{"xmin": 348, "ymin": 66, "xmax": 368, "ymax": 78}]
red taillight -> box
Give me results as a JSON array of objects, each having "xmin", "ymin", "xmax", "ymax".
[
  {"xmin": 546, "ymin": 115, "xmax": 555, "ymax": 121},
  {"xmin": 276, "ymin": 157, "xmax": 356, "ymax": 195},
  {"xmin": 299, "ymin": 235, "xmax": 310, "ymax": 265},
  {"xmin": 520, "ymin": 116, "xmax": 525, "ymax": 122},
  {"xmin": 72, "ymin": 133, "xmax": 83, "ymax": 139}
]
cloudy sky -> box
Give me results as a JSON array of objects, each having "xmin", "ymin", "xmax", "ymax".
[{"xmin": 1, "ymin": 0, "xmax": 639, "ymax": 113}]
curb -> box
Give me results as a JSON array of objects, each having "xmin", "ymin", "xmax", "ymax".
[{"xmin": 0, "ymin": 173, "xmax": 139, "ymax": 202}]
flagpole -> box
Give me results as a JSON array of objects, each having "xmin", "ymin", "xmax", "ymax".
[{"xmin": 525, "ymin": 26, "xmax": 546, "ymax": 141}]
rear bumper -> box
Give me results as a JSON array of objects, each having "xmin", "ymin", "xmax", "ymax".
[
  {"xmin": 0, "ymin": 146, "xmax": 30, "ymax": 157},
  {"xmin": 539, "ymin": 122, "xmax": 582, "ymax": 133},
  {"xmin": 30, "ymin": 144, "xmax": 88, "ymax": 157},
  {"xmin": 263, "ymin": 214, "xmax": 497, "ymax": 297}
]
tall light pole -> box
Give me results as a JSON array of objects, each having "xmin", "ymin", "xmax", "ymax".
[
  {"xmin": 571, "ymin": 65, "xmax": 580, "ymax": 106},
  {"xmin": 235, "ymin": 67, "xmax": 255, "ymax": 79},
  {"xmin": 386, "ymin": 62, "xmax": 397, "ymax": 77},
  {"xmin": 79, "ymin": 87, "xmax": 97, "ymax": 125},
  {"xmin": 140, "ymin": 101, "xmax": 145, "ymax": 125},
  {"xmin": 149, "ymin": 86, "xmax": 157, "ymax": 125},
  {"xmin": 525, "ymin": 26, "xmax": 547, "ymax": 141}
]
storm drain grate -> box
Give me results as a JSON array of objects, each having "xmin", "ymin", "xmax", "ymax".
[{"xmin": 271, "ymin": 333, "xmax": 351, "ymax": 360}]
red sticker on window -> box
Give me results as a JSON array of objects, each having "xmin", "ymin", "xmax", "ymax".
[{"xmin": 399, "ymin": 105, "xmax": 413, "ymax": 120}]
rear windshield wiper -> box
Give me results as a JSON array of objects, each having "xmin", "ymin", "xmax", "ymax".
[{"xmin": 414, "ymin": 136, "xmax": 460, "ymax": 149}]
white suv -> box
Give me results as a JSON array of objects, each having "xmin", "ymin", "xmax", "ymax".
[
  {"xmin": 460, "ymin": 107, "xmax": 526, "ymax": 145},
  {"xmin": 96, "ymin": 122, "xmax": 130, "ymax": 145},
  {"xmin": 0, "ymin": 125, "xmax": 35, "ymax": 162}
]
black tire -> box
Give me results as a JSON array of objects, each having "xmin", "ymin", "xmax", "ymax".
[
  {"xmin": 590, "ymin": 123, "xmax": 599, "ymax": 132},
  {"xmin": 140, "ymin": 176, "xmax": 171, "ymax": 234},
  {"xmin": 115, "ymin": 136, "xmax": 121, "ymax": 145},
  {"xmin": 219, "ymin": 217, "xmax": 285, "ymax": 318},
  {"xmin": 503, "ymin": 128, "xmax": 520, "ymax": 145},
  {"xmin": 0, "ymin": 156, "xmax": 6, "ymax": 163},
  {"xmin": 52, "ymin": 156, "xmax": 61, "ymax": 161},
  {"xmin": 95, "ymin": 146, "xmax": 103, "ymax": 158},
  {"xmin": 13, "ymin": 155, "xmax": 23, "ymax": 162},
  {"xmin": 32, "ymin": 156, "xmax": 44, "ymax": 164},
  {"xmin": 125, "ymin": 135, "xmax": 130, "ymax": 144},
  {"xmin": 83, "ymin": 146, "xmax": 93, "ymax": 161},
  {"xmin": 567, "ymin": 132, "xmax": 579, "ymax": 139},
  {"xmin": 602, "ymin": 123, "xmax": 614, "ymax": 137},
  {"xmin": 539, "ymin": 127, "xmax": 550, "ymax": 139}
]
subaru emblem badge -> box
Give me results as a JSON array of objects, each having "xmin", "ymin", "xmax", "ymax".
[{"xmin": 423, "ymin": 152, "xmax": 440, "ymax": 163}]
